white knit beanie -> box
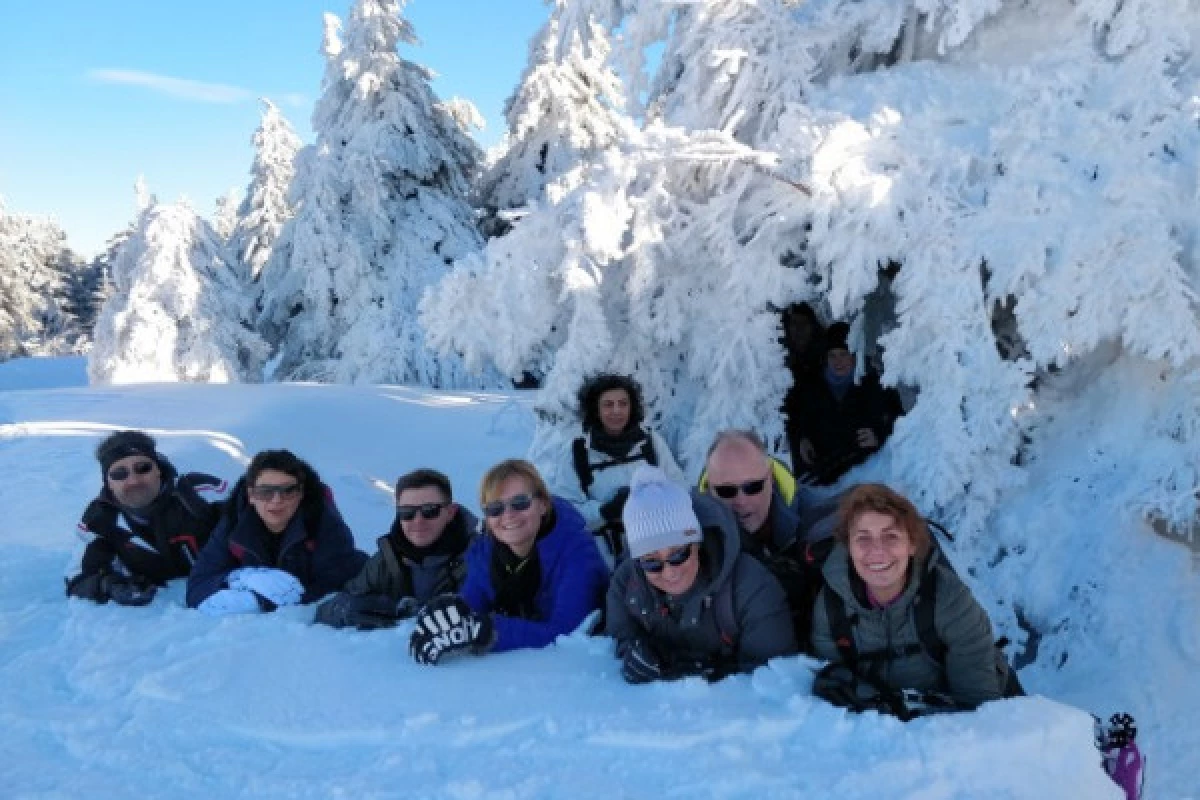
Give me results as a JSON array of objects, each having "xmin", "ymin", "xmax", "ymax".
[{"xmin": 622, "ymin": 466, "xmax": 702, "ymax": 559}]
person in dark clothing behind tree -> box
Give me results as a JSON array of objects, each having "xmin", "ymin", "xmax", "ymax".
[
  {"xmin": 409, "ymin": 459, "xmax": 609, "ymax": 665},
  {"xmin": 66, "ymin": 430, "xmax": 227, "ymax": 606},
  {"xmin": 606, "ymin": 466, "xmax": 796, "ymax": 684},
  {"xmin": 781, "ymin": 302, "xmax": 826, "ymax": 398},
  {"xmin": 315, "ymin": 468, "xmax": 479, "ymax": 630},
  {"xmin": 186, "ymin": 450, "xmax": 366, "ymax": 616},
  {"xmin": 786, "ymin": 322, "xmax": 903, "ymax": 485},
  {"xmin": 553, "ymin": 373, "xmax": 685, "ymax": 560}
]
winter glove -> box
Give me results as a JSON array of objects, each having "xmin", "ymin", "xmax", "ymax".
[
  {"xmin": 315, "ymin": 592, "xmax": 406, "ymax": 630},
  {"xmin": 197, "ymin": 588, "xmax": 263, "ymax": 616},
  {"xmin": 409, "ymin": 594, "xmax": 493, "ymax": 665},
  {"xmin": 103, "ymin": 575, "xmax": 157, "ymax": 607},
  {"xmin": 65, "ymin": 571, "xmax": 109, "ymax": 603},
  {"xmin": 227, "ymin": 567, "xmax": 304, "ymax": 608},
  {"xmin": 394, "ymin": 596, "xmax": 422, "ymax": 620},
  {"xmin": 599, "ymin": 487, "xmax": 631, "ymax": 526},
  {"xmin": 619, "ymin": 637, "xmax": 666, "ymax": 685}
]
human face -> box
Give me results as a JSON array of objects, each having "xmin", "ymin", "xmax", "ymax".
[
  {"xmin": 396, "ymin": 486, "xmax": 456, "ymax": 549},
  {"xmin": 827, "ymin": 348, "xmax": 855, "ymax": 378},
  {"xmin": 847, "ymin": 510, "xmax": 916, "ymax": 605},
  {"xmin": 706, "ymin": 440, "xmax": 773, "ymax": 534},
  {"xmin": 639, "ymin": 543, "xmax": 700, "ymax": 597},
  {"xmin": 248, "ymin": 468, "xmax": 304, "ymax": 534},
  {"xmin": 485, "ymin": 475, "xmax": 547, "ymax": 558},
  {"xmin": 105, "ymin": 454, "xmax": 162, "ymax": 509},
  {"xmin": 597, "ymin": 388, "xmax": 632, "ymax": 436}
]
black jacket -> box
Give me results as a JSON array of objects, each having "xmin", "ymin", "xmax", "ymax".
[
  {"xmin": 185, "ymin": 485, "xmax": 366, "ymax": 608},
  {"xmin": 786, "ymin": 372, "xmax": 902, "ymax": 484},
  {"xmin": 70, "ymin": 461, "xmax": 224, "ymax": 587}
]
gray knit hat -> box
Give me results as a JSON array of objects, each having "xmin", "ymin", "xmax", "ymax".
[{"xmin": 622, "ymin": 466, "xmax": 702, "ymax": 559}]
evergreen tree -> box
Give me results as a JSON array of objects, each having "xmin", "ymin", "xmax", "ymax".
[
  {"xmin": 260, "ymin": 0, "xmax": 495, "ymax": 386},
  {"xmin": 212, "ymin": 187, "xmax": 241, "ymax": 243},
  {"xmin": 230, "ymin": 99, "xmax": 302, "ymax": 280},
  {"xmin": 477, "ymin": 0, "xmax": 628, "ymax": 218},
  {"xmin": 0, "ymin": 200, "xmax": 77, "ymax": 360},
  {"xmin": 89, "ymin": 200, "xmax": 268, "ymax": 384}
]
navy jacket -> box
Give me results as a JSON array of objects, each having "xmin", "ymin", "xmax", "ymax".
[
  {"xmin": 186, "ymin": 491, "xmax": 366, "ymax": 608},
  {"xmin": 461, "ymin": 497, "xmax": 609, "ymax": 653}
]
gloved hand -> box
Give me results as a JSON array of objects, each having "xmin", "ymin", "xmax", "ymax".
[
  {"xmin": 198, "ymin": 588, "xmax": 263, "ymax": 616},
  {"xmin": 599, "ymin": 487, "xmax": 630, "ymax": 525},
  {"xmin": 410, "ymin": 594, "xmax": 493, "ymax": 665},
  {"xmin": 619, "ymin": 637, "xmax": 666, "ymax": 685},
  {"xmin": 394, "ymin": 596, "xmax": 422, "ymax": 620},
  {"xmin": 103, "ymin": 575, "xmax": 157, "ymax": 607},
  {"xmin": 227, "ymin": 567, "xmax": 304, "ymax": 608},
  {"xmin": 314, "ymin": 592, "xmax": 408, "ymax": 630}
]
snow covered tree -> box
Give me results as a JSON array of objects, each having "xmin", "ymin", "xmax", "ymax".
[
  {"xmin": 259, "ymin": 0, "xmax": 495, "ymax": 386},
  {"xmin": 427, "ymin": 0, "xmax": 1200, "ymax": 547},
  {"xmin": 229, "ymin": 99, "xmax": 302, "ymax": 280},
  {"xmin": 212, "ymin": 188, "xmax": 241, "ymax": 243},
  {"xmin": 0, "ymin": 200, "xmax": 80, "ymax": 360},
  {"xmin": 477, "ymin": 0, "xmax": 628, "ymax": 217},
  {"xmin": 89, "ymin": 200, "xmax": 268, "ymax": 384}
]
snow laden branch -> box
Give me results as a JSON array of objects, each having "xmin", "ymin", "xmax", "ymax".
[{"xmin": 423, "ymin": 124, "xmax": 813, "ymax": 482}]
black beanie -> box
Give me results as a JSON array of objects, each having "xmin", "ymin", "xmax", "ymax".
[
  {"xmin": 96, "ymin": 430, "xmax": 160, "ymax": 475},
  {"xmin": 825, "ymin": 322, "xmax": 851, "ymax": 354}
]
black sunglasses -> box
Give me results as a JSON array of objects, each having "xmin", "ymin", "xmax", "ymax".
[
  {"xmin": 482, "ymin": 493, "xmax": 535, "ymax": 518},
  {"xmin": 107, "ymin": 461, "xmax": 156, "ymax": 482},
  {"xmin": 710, "ymin": 478, "xmax": 768, "ymax": 499},
  {"xmin": 248, "ymin": 483, "xmax": 303, "ymax": 502},
  {"xmin": 396, "ymin": 502, "xmax": 447, "ymax": 521},
  {"xmin": 638, "ymin": 544, "xmax": 695, "ymax": 574}
]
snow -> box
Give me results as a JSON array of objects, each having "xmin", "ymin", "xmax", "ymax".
[{"xmin": 0, "ymin": 356, "xmax": 1160, "ymax": 799}]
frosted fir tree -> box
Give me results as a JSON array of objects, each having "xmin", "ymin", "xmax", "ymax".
[
  {"xmin": 260, "ymin": 0, "xmax": 495, "ymax": 386},
  {"xmin": 477, "ymin": 0, "xmax": 628, "ymax": 217},
  {"xmin": 89, "ymin": 199, "xmax": 269, "ymax": 384},
  {"xmin": 229, "ymin": 99, "xmax": 302, "ymax": 280},
  {"xmin": 0, "ymin": 200, "xmax": 79, "ymax": 360},
  {"xmin": 212, "ymin": 188, "xmax": 241, "ymax": 243}
]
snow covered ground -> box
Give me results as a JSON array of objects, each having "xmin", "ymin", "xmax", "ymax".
[{"xmin": 0, "ymin": 357, "xmax": 1178, "ymax": 798}]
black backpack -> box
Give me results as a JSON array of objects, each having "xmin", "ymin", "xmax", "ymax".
[{"xmin": 571, "ymin": 434, "xmax": 658, "ymax": 498}]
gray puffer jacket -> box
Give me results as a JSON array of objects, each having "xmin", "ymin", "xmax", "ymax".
[
  {"xmin": 605, "ymin": 493, "xmax": 798, "ymax": 673},
  {"xmin": 811, "ymin": 542, "xmax": 1009, "ymax": 708}
]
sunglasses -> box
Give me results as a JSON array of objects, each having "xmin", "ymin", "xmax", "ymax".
[
  {"xmin": 637, "ymin": 544, "xmax": 695, "ymax": 574},
  {"xmin": 248, "ymin": 483, "xmax": 302, "ymax": 502},
  {"xmin": 482, "ymin": 493, "xmax": 535, "ymax": 518},
  {"xmin": 396, "ymin": 502, "xmax": 447, "ymax": 521},
  {"xmin": 107, "ymin": 461, "xmax": 156, "ymax": 482},
  {"xmin": 710, "ymin": 478, "xmax": 768, "ymax": 499}
]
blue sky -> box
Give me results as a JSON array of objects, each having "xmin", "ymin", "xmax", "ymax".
[{"xmin": 0, "ymin": 0, "xmax": 549, "ymax": 256}]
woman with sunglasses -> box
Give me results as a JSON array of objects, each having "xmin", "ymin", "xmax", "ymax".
[
  {"xmin": 555, "ymin": 373, "xmax": 685, "ymax": 559},
  {"xmin": 408, "ymin": 459, "xmax": 609, "ymax": 665},
  {"xmin": 810, "ymin": 483, "xmax": 1019, "ymax": 710},
  {"xmin": 186, "ymin": 450, "xmax": 367, "ymax": 615},
  {"xmin": 604, "ymin": 467, "xmax": 797, "ymax": 684}
]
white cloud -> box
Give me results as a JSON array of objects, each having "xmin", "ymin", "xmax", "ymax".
[{"xmin": 88, "ymin": 69, "xmax": 253, "ymax": 104}]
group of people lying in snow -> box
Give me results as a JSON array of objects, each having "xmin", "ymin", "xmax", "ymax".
[{"xmin": 65, "ymin": 374, "xmax": 1017, "ymax": 719}]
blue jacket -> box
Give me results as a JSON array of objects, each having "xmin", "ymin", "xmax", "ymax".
[
  {"xmin": 186, "ymin": 492, "xmax": 367, "ymax": 608},
  {"xmin": 461, "ymin": 497, "xmax": 609, "ymax": 653}
]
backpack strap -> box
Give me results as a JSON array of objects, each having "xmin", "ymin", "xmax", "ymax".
[
  {"xmin": 913, "ymin": 564, "xmax": 945, "ymax": 664},
  {"xmin": 572, "ymin": 437, "xmax": 594, "ymax": 496},
  {"xmin": 642, "ymin": 434, "xmax": 658, "ymax": 467},
  {"xmin": 712, "ymin": 567, "xmax": 739, "ymax": 653},
  {"xmin": 823, "ymin": 588, "xmax": 859, "ymax": 667}
]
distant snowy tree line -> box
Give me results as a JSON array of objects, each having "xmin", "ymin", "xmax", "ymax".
[{"xmin": 5, "ymin": 0, "xmax": 1200, "ymax": 549}]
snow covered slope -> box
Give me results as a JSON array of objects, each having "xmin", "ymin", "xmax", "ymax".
[{"xmin": 0, "ymin": 357, "xmax": 1147, "ymax": 798}]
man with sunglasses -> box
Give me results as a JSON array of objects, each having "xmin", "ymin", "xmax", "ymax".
[
  {"xmin": 66, "ymin": 430, "xmax": 226, "ymax": 606},
  {"xmin": 315, "ymin": 469, "xmax": 478, "ymax": 629},
  {"xmin": 605, "ymin": 466, "xmax": 796, "ymax": 683}
]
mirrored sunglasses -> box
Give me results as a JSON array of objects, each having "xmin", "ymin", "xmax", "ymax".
[
  {"xmin": 396, "ymin": 502, "xmax": 447, "ymax": 521},
  {"xmin": 637, "ymin": 544, "xmax": 695, "ymax": 574},
  {"xmin": 711, "ymin": 478, "xmax": 767, "ymax": 499},
  {"xmin": 107, "ymin": 461, "xmax": 156, "ymax": 482},
  {"xmin": 482, "ymin": 493, "xmax": 534, "ymax": 518},
  {"xmin": 248, "ymin": 483, "xmax": 303, "ymax": 502}
]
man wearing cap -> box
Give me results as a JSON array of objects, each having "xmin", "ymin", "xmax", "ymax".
[
  {"xmin": 604, "ymin": 466, "xmax": 796, "ymax": 684},
  {"xmin": 786, "ymin": 321, "xmax": 903, "ymax": 486},
  {"xmin": 66, "ymin": 430, "xmax": 227, "ymax": 606}
]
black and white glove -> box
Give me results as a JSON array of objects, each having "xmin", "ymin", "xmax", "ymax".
[
  {"xmin": 227, "ymin": 567, "xmax": 304, "ymax": 608},
  {"xmin": 620, "ymin": 637, "xmax": 666, "ymax": 684},
  {"xmin": 409, "ymin": 594, "xmax": 493, "ymax": 665}
]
